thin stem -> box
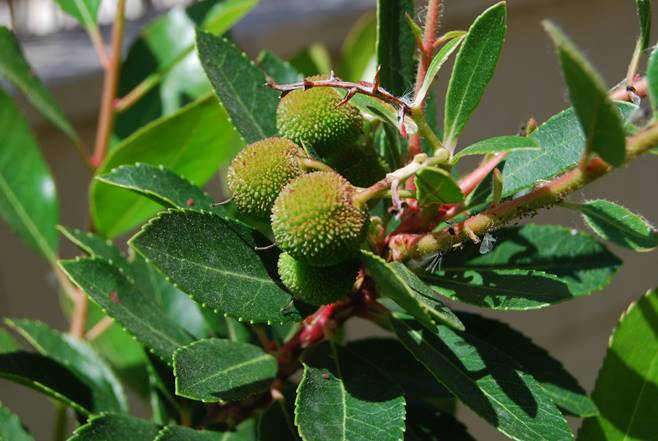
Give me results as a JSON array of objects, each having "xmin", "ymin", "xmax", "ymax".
[
  {"xmin": 91, "ymin": 0, "xmax": 126, "ymax": 168},
  {"xmin": 626, "ymin": 39, "xmax": 643, "ymax": 87},
  {"xmin": 85, "ymin": 316, "xmax": 114, "ymax": 341},
  {"xmin": 7, "ymin": 0, "xmax": 16, "ymax": 31},
  {"xmin": 52, "ymin": 404, "xmax": 68, "ymax": 441},
  {"xmin": 414, "ymin": 0, "xmax": 443, "ymax": 96},
  {"xmin": 87, "ymin": 26, "xmax": 109, "ymax": 68},
  {"xmin": 300, "ymin": 157, "xmax": 335, "ymax": 173},
  {"xmin": 410, "ymin": 107, "xmax": 447, "ymax": 155}
]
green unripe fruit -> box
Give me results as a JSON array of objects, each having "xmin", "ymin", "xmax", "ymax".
[
  {"xmin": 276, "ymin": 81, "xmax": 363, "ymax": 158},
  {"xmin": 227, "ymin": 137, "xmax": 305, "ymax": 218},
  {"xmin": 271, "ymin": 171, "xmax": 368, "ymax": 266},
  {"xmin": 277, "ymin": 253, "xmax": 358, "ymax": 305}
]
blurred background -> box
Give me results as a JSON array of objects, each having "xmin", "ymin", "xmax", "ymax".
[{"xmin": 1, "ymin": 0, "xmax": 657, "ymax": 439}]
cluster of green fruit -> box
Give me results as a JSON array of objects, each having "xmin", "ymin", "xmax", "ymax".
[{"xmin": 227, "ymin": 82, "xmax": 384, "ymax": 306}]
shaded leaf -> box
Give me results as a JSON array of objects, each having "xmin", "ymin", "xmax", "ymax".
[
  {"xmin": 53, "ymin": 0, "xmax": 99, "ymax": 29},
  {"xmin": 0, "ymin": 402, "xmax": 34, "ymax": 441},
  {"xmin": 578, "ymin": 288, "xmax": 658, "ymax": 441},
  {"xmin": 361, "ymin": 251, "xmax": 464, "ymax": 331},
  {"xmin": 415, "ymin": 166, "xmax": 465, "ymax": 205},
  {"xmin": 405, "ymin": 402, "xmax": 475, "ymax": 441},
  {"xmin": 197, "ymin": 31, "xmax": 279, "ymax": 142},
  {"xmin": 376, "ymin": 0, "xmax": 416, "ymax": 96},
  {"xmin": 544, "ymin": 21, "xmax": 626, "ymax": 166},
  {"xmin": 444, "ymin": 2, "xmax": 507, "ymax": 148},
  {"xmin": 392, "ymin": 315, "xmax": 573, "ymax": 441},
  {"xmin": 453, "ymin": 135, "xmax": 539, "ymax": 161},
  {"xmin": 413, "ymin": 33, "xmax": 465, "ymax": 106},
  {"xmin": 0, "ymin": 88, "xmax": 58, "ymax": 261},
  {"xmin": 174, "ymin": 339, "xmax": 277, "ymax": 403},
  {"xmin": 257, "ymin": 50, "xmax": 303, "ymax": 84},
  {"xmin": 295, "ymin": 341, "xmax": 406, "ymax": 441},
  {"xmin": 156, "ymin": 425, "xmax": 245, "ymax": 441},
  {"xmin": 257, "ymin": 383, "xmax": 300, "ymax": 441},
  {"xmin": 58, "ymin": 226, "xmax": 130, "ymax": 274},
  {"xmin": 59, "ymin": 257, "xmax": 195, "ymax": 361},
  {"xmin": 289, "ymin": 44, "xmax": 331, "ymax": 77},
  {"xmin": 69, "ymin": 414, "xmax": 159, "ymax": 441},
  {"xmin": 636, "ymin": 0, "xmax": 652, "ymax": 50},
  {"xmin": 130, "ymin": 210, "xmax": 301, "ymax": 324},
  {"xmin": 338, "ymin": 13, "xmax": 377, "ymax": 82}
]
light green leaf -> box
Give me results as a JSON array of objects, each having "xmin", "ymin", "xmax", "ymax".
[
  {"xmin": 338, "ymin": 13, "xmax": 377, "ymax": 82},
  {"xmin": 53, "ymin": 0, "xmax": 99, "ymax": 29},
  {"xmin": 59, "ymin": 257, "xmax": 195, "ymax": 361},
  {"xmin": 360, "ymin": 251, "xmax": 464, "ymax": 331},
  {"xmin": 174, "ymin": 339, "xmax": 277, "ymax": 403},
  {"xmin": 5, "ymin": 319, "xmax": 128, "ymax": 413},
  {"xmin": 197, "ymin": 31, "xmax": 279, "ymax": 143},
  {"xmin": 578, "ymin": 288, "xmax": 658, "ymax": 441},
  {"xmin": 257, "ymin": 50, "xmax": 303, "ymax": 84},
  {"xmin": 453, "ymin": 135, "xmax": 539, "ymax": 161},
  {"xmin": 413, "ymin": 33, "xmax": 465, "ymax": 106},
  {"xmin": 0, "ymin": 402, "xmax": 34, "ymax": 441},
  {"xmin": 295, "ymin": 341, "xmax": 406, "ymax": 441},
  {"xmin": 646, "ymin": 46, "xmax": 658, "ymax": 116},
  {"xmin": 426, "ymin": 224, "xmax": 621, "ymax": 309},
  {"xmin": 156, "ymin": 425, "xmax": 246, "ymax": 441},
  {"xmin": 564, "ymin": 199, "xmax": 657, "ymax": 251},
  {"xmin": 0, "ymin": 88, "xmax": 58, "ymax": 261},
  {"xmin": 458, "ymin": 312, "xmax": 597, "ymax": 417},
  {"xmin": 129, "ymin": 210, "xmax": 301, "ymax": 324},
  {"xmin": 92, "ymin": 95, "xmax": 238, "ymax": 238},
  {"xmin": 543, "ymin": 21, "xmax": 626, "ymax": 166},
  {"xmin": 392, "ymin": 315, "xmax": 573, "ymax": 441},
  {"xmin": 0, "ymin": 27, "xmax": 78, "ymax": 142},
  {"xmin": 376, "ymin": 0, "xmax": 416, "ymax": 96},
  {"xmin": 444, "ymin": 2, "xmax": 507, "ymax": 149},
  {"xmin": 415, "ymin": 166, "xmax": 465, "ymax": 205},
  {"xmin": 636, "ymin": 0, "xmax": 652, "ymax": 50},
  {"xmin": 69, "ymin": 414, "xmax": 160, "ymax": 441},
  {"xmin": 0, "ymin": 330, "xmax": 20, "ymax": 353}
]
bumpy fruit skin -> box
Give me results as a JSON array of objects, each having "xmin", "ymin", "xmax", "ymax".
[
  {"xmin": 277, "ymin": 253, "xmax": 357, "ymax": 305},
  {"xmin": 271, "ymin": 171, "xmax": 368, "ymax": 266},
  {"xmin": 227, "ymin": 137, "xmax": 304, "ymax": 218},
  {"xmin": 276, "ymin": 81, "xmax": 363, "ymax": 158}
]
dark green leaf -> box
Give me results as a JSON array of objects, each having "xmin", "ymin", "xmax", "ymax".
[
  {"xmin": 564, "ymin": 199, "xmax": 658, "ymax": 251},
  {"xmin": 0, "ymin": 27, "xmax": 77, "ymax": 142},
  {"xmin": 0, "ymin": 351, "xmax": 94, "ymax": 415},
  {"xmin": 648, "ymin": 47, "xmax": 658, "ymax": 114},
  {"xmin": 544, "ymin": 21, "xmax": 626, "ymax": 166},
  {"xmin": 444, "ymin": 2, "xmax": 507, "ymax": 148},
  {"xmin": 289, "ymin": 45, "xmax": 331, "ymax": 77},
  {"xmin": 53, "ymin": 0, "xmax": 99, "ymax": 28},
  {"xmin": 130, "ymin": 210, "xmax": 301, "ymax": 324},
  {"xmin": 376, "ymin": 0, "xmax": 416, "ymax": 96},
  {"xmin": 338, "ymin": 13, "xmax": 377, "ymax": 81},
  {"xmin": 257, "ymin": 50, "xmax": 303, "ymax": 84},
  {"xmin": 453, "ymin": 135, "xmax": 540, "ymax": 162},
  {"xmin": 197, "ymin": 31, "xmax": 279, "ymax": 143},
  {"xmin": 156, "ymin": 425, "xmax": 245, "ymax": 441},
  {"xmin": 6, "ymin": 319, "xmax": 128, "ymax": 413},
  {"xmin": 92, "ymin": 95, "xmax": 238, "ymax": 238},
  {"xmin": 636, "ymin": 0, "xmax": 652, "ymax": 50},
  {"xmin": 415, "ymin": 166, "xmax": 465, "ymax": 205},
  {"xmin": 58, "ymin": 226, "xmax": 131, "ymax": 274},
  {"xmin": 295, "ymin": 341, "xmax": 406, "ymax": 441},
  {"xmin": 392, "ymin": 315, "xmax": 573, "ymax": 441},
  {"xmin": 405, "ymin": 402, "xmax": 475, "ymax": 441},
  {"xmin": 361, "ymin": 251, "xmax": 464, "ymax": 331},
  {"xmin": 426, "ymin": 224, "xmax": 621, "ymax": 309},
  {"xmin": 0, "ymin": 402, "xmax": 34, "ymax": 441},
  {"xmin": 59, "ymin": 257, "xmax": 195, "ymax": 361},
  {"xmin": 502, "ymin": 103, "xmax": 635, "ymax": 196},
  {"xmin": 257, "ymin": 384, "xmax": 300, "ymax": 441},
  {"xmin": 458, "ymin": 312, "xmax": 597, "ymax": 417},
  {"xmin": 0, "ymin": 88, "xmax": 58, "ymax": 261},
  {"xmin": 578, "ymin": 288, "xmax": 658, "ymax": 440},
  {"xmin": 69, "ymin": 414, "xmax": 160, "ymax": 441},
  {"xmin": 173, "ymin": 339, "xmax": 277, "ymax": 402},
  {"xmin": 413, "ymin": 33, "xmax": 465, "ymax": 106}
]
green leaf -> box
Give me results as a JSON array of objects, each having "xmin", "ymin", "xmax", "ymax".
[
  {"xmin": 648, "ymin": 46, "xmax": 658, "ymax": 114},
  {"xmin": 338, "ymin": 13, "xmax": 377, "ymax": 82},
  {"xmin": 636, "ymin": 0, "xmax": 652, "ymax": 50},
  {"xmin": 59, "ymin": 257, "xmax": 195, "ymax": 361},
  {"xmin": 53, "ymin": 0, "xmax": 99, "ymax": 29},
  {"xmin": 92, "ymin": 95, "xmax": 238, "ymax": 238},
  {"xmin": 0, "ymin": 402, "xmax": 34, "ymax": 441},
  {"xmin": 257, "ymin": 50, "xmax": 303, "ymax": 84},
  {"xmin": 69, "ymin": 414, "xmax": 160, "ymax": 441},
  {"xmin": 361, "ymin": 251, "xmax": 464, "ymax": 331},
  {"xmin": 0, "ymin": 27, "xmax": 78, "ymax": 142},
  {"xmin": 564, "ymin": 199, "xmax": 658, "ymax": 251},
  {"xmin": 453, "ymin": 135, "xmax": 540, "ymax": 161},
  {"xmin": 197, "ymin": 31, "xmax": 279, "ymax": 143},
  {"xmin": 0, "ymin": 89, "xmax": 58, "ymax": 262},
  {"xmin": 413, "ymin": 33, "xmax": 465, "ymax": 106},
  {"xmin": 156, "ymin": 425, "xmax": 245, "ymax": 441},
  {"xmin": 257, "ymin": 384, "xmax": 300, "ymax": 441},
  {"xmin": 295, "ymin": 341, "xmax": 406, "ymax": 441},
  {"xmin": 426, "ymin": 224, "xmax": 621, "ymax": 309},
  {"xmin": 443, "ymin": 2, "xmax": 507, "ymax": 148},
  {"xmin": 392, "ymin": 315, "xmax": 573, "ymax": 441},
  {"xmin": 578, "ymin": 288, "xmax": 658, "ymax": 441},
  {"xmin": 543, "ymin": 21, "xmax": 626, "ymax": 166},
  {"xmin": 58, "ymin": 226, "xmax": 131, "ymax": 274},
  {"xmin": 376, "ymin": 0, "xmax": 416, "ymax": 96},
  {"xmin": 405, "ymin": 406, "xmax": 475, "ymax": 441},
  {"xmin": 173, "ymin": 339, "xmax": 277, "ymax": 402},
  {"xmin": 502, "ymin": 103, "xmax": 636, "ymax": 196},
  {"xmin": 0, "ymin": 351, "xmax": 95, "ymax": 415},
  {"xmin": 0, "ymin": 330, "xmax": 20, "ymax": 353},
  {"xmin": 457, "ymin": 312, "xmax": 597, "ymax": 417},
  {"xmin": 415, "ymin": 167, "xmax": 465, "ymax": 205},
  {"xmin": 289, "ymin": 45, "xmax": 332, "ymax": 77},
  {"xmin": 5, "ymin": 319, "xmax": 128, "ymax": 413},
  {"xmin": 130, "ymin": 210, "xmax": 301, "ymax": 324}
]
